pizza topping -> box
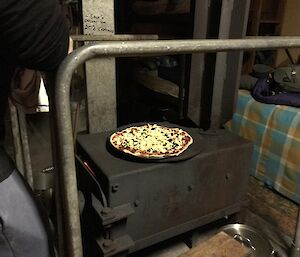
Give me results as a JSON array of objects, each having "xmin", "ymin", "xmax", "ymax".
[{"xmin": 110, "ymin": 124, "xmax": 193, "ymax": 158}]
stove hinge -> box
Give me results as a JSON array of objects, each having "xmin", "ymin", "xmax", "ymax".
[
  {"xmin": 92, "ymin": 194, "xmax": 135, "ymax": 226},
  {"xmin": 97, "ymin": 236, "xmax": 134, "ymax": 257},
  {"xmin": 92, "ymin": 194, "xmax": 135, "ymax": 256}
]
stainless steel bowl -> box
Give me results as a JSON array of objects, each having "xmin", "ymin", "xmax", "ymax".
[{"xmin": 220, "ymin": 224, "xmax": 275, "ymax": 257}]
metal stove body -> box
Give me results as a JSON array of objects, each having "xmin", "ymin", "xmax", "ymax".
[{"xmin": 76, "ymin": 129, "xmax": 252, "ymax": 256}]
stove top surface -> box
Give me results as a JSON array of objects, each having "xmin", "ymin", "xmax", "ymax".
[{"xmin": 77, "ymin": 124, "xmax": 250, "ymax": 180}]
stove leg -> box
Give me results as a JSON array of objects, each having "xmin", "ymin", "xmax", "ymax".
[
  {"xmin": 227, "ymin": 209, "xmax": 247, "ymax": 224},
  {"xmin": 184, "ymin": 232, "xmax": 198, "ymax": 248}
]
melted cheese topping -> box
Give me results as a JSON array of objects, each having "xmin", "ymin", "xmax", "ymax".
[{"xmin": 111, "ymin": 124, "xmax": 192, "ymax": 155}]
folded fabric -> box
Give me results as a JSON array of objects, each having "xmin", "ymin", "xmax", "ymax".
[
  {"xmin": 252, "ymin": 77, "xmax": 300, "ymax": 108},
  {"xmin": 10, "ymin": 68, "xmax": 41, "ymax": 113}
]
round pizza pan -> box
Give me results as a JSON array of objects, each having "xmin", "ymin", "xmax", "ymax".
[{"xmin": 106, "ymin": 122, "xmax": 203, "ymax": 163}]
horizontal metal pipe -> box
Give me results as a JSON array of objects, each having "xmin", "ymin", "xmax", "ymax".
[
  {"xmin": 55, "ymin": 37, "xmax": 300, "ymax": 257},
  {"xmin": 72, "ymin": 38, "xmax": 300, "ymax": 63}
]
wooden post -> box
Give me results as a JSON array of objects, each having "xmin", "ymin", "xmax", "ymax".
[
  {"xmin": 210, "ymin": 0, "xmax": 235, "ymax": 129},
  {"xmin": 187, "ymin": 0, "xmax": 209, "ymax": 126},
  {"xmin": 82, "ymin": 0, "xmax": 117, "ymax": 133},
  {"xmin": 219, "ymin": 0, "xmax": 251, "ymax": 125}
]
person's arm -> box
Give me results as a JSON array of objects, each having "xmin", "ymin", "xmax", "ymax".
[{"xmin": 0, "ymin": 0, "xmax": 69, "ymax": 71}]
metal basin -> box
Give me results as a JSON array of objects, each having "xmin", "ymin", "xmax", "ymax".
[{"xmin": 221, "ymin": 224, "xmax": 275, "ymax": 257}]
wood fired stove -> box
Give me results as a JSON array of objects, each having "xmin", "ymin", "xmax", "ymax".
[{"xmin": 75, "ymin": 124, "xmax": 252, "ymax": 257}]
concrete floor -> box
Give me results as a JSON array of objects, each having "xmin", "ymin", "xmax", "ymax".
[{"xmin": 128, "ymin": 209, "xmax": 292, "ymax": 257}]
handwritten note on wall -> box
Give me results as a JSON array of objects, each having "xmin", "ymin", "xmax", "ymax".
[
  {"xmin": 84, "ymin": 14, "xmax": 114, "ymax": 34},
  {"xmin": 82, "ymin": 0, "xmax": 114, "ymax": 35}
]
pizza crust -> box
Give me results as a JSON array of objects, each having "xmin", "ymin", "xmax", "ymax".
[{"xmin": 109, "ymin": 124, "xmax": 193, "ymax": 158}]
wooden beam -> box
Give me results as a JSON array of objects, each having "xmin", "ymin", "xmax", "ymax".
[
  {"xmin": 187, "ymin": 0, "xmax": 209, "ymax": 126},
  {"xmin": 210, "ymin": 0, "xmax": 235, "ymax": 129},
  {"xmin": 210, "ymin": 0, "xmax": 251, "ymax": 128},
  {"xmin": 221, "ymin": 0, "xmax": 251, "ymax": 125},
  {"xmin": 82, "ymin": 0, "xmax": 116, "ymax": 133}
]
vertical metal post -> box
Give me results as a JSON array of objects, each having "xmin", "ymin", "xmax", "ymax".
[
  {"xmin": 8, "ymin": 101, "xmax": 25, "ymax": 174},
  {"xmin": 46, "ymin": 74, "xmax": 67, "ymax": 257},
  {"xmin": 54, "ymin": 61, "xmax": 83, "ymax": 257},
  {"xmin": 18, "ymin": 110, "xmax": 34, "ymax": 188}
]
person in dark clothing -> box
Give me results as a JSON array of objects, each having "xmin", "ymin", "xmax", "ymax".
[
  {"xmin": 0, "ymin": 0, "xmax": 70, "ymax": 144},
  {"xmin": 0, "ymin": 0, "xmax": 70, "ymax": 256},
  {"xmin": 0, "ymin": 0, "xmax": 70, "ymax": 179}
]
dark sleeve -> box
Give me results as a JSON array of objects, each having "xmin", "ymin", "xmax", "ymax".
[
  {"xmin": 0, "ymin": 0, "xmax": 69, "ymax": 71},
  {"xmin": 0, "ymin": 147, "xmax": 15, "ymax": 183},
  {"xmin": 0, "ymin": 61, "xmax": 14, "ymax": 143}
]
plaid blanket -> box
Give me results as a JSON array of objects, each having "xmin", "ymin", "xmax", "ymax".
[{"xmin": 225, "ymin": 90, "xmax": 300, "ymax": 203}]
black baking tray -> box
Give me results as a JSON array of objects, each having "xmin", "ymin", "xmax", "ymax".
[{"xmin": 106, "ymin": 122, "xmax": 203, "ymax": 163}]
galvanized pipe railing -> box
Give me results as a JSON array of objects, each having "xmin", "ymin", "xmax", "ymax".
[{"xmin": 55, "ymin": 37, "xmax": 300, "ymax": 257}]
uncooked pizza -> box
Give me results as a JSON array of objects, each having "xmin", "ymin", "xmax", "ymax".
[{"xmin": 109, "ymin": 124, "xmax": 193, "ymax": 158}]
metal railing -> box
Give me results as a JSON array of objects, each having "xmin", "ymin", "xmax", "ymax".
[{"xmin": 55, "ymin": 37, "xmax": 300, "ymax": 257}]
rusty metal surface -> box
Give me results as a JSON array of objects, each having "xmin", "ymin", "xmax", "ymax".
[{"xmin": 54, "ymin": 37, "xmax": 300, "ymax": 257}]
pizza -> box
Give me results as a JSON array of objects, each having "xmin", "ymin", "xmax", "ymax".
[{"xmin": 109, "ymin": 124, "xmax": 193, "ymax": 158}]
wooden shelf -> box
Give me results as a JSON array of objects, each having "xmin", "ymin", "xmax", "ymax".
[{"xmin": 243, "ymin": 0, "xmax": 286, "ymax": 73}]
